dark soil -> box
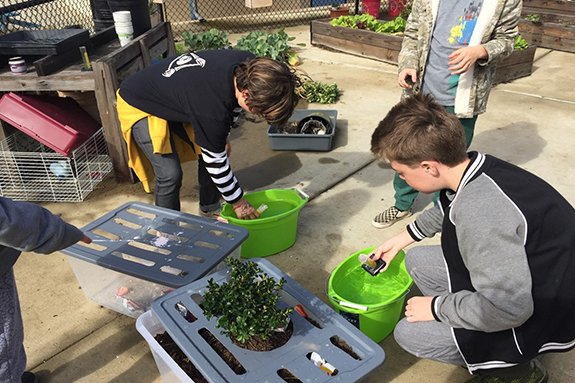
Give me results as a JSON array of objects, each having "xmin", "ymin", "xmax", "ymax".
[
  {"xmin": 330, "ymin": 336, "xmax": 362, "ymax": 360},
  {"xmin": 154, "ymin": 332, "xmax": 209, "ymax": 383},
  {"xmin": 231, "ymin": 319, "xmax": 294, "ymax": 351},
  {"xmin": 155, "ymin": 321, "xmax": 295, "ymax": 379},
  {"xmin": 278, "ymin": 368, "xmax": 303, "ymax": 382}
]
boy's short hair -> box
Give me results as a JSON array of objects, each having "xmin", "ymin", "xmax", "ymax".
[
  {"xmin": 371, "ymin": 93, "xmax": 468, "ymax": 167},
  {"xmin": 235, "ymin": 57, "xmax": 299, "ymax": 128}
]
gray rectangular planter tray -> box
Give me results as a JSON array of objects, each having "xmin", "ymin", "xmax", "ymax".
[
  {"xmin": 267, "ymin": 109, "xmax": 337, "ymax": 151},
  {"xmin": 150, "ymin": 258, "xmax": 385, "ymax": 383}
]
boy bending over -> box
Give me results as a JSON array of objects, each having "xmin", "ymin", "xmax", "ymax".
[{"xmin": 370, "ymin": 93, "xmax": 575, "ymax": 383}]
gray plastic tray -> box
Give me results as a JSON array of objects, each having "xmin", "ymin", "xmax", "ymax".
[
  {"xmin": 151, "ymin": 258, "xmax": 385, "ymax": 383},
  {"xmin": 267, "ymin": 109, "xmax": 337, "ymax": 151},
  {"xmin": 61, "ymin": 202, "xmax": 249, "ymax": 288},
  {"xmin": 0, "ymin": 29, "xmax": 90, "ymax": 56}
]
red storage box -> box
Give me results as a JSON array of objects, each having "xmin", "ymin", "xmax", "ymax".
[{"xmin": 0, "ymin": 92, "xmax": 100, "ymax": 157}]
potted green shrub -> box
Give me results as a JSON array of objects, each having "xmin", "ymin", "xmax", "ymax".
[
  {"xmin": 201, "ymin": 258, "xmax": 293, "ymax": 350},
  {"xmin": 138, "ymin": 258, "xmax": 385, "ymax": 383}
]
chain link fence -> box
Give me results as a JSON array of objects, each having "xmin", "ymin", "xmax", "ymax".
[
  {"xmin": 0, "ymin": 0, "xmax": 94, "ymax": 34},
  {"xmin": 159, "ymin": 0, "xmax": 373, "ymax": 36},
  {"xmin": 1, "ymin": 0, "xmax": 393, "ymax": 38}
]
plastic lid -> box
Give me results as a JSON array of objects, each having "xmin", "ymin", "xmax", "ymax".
[{"xmin": 61, "ymin": 202, "xmax": 249, "ymax": 288}]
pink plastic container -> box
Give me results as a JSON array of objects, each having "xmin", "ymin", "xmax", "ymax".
[{"xmin": 0, "ymin": 92, "xmax": 100, "ymax": 157}]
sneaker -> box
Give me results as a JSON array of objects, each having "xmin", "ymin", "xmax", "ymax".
[
  {"xmin": 465, "ymin": 359, "xmax": 548, "ymax": 383},
  {"xmin": 372, "ymin": 206, "xmax": 412, "ymax": 228},
  {"xmin": 21, "ymin": 371, "xmax": 38, "ymax": 383},
  {"xmin": 199, "ymin": 207, "xmax": 222, "ymax": 220}
]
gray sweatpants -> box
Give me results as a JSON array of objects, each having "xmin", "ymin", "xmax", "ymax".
[
  {"xmin": 393, "ymin": 245, "xmax": 466, "ymax": 366},
  {"xmin": 0, "ymin": 269, "xmax": 26, "ymax": 383}
]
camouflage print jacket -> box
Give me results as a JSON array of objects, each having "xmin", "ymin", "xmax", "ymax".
[{"xmin": 398, "ymin": 0, "xmax": 522, "ymax": 118}]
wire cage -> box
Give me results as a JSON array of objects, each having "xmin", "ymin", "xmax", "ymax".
[{"xmin": 0, "ymin": 127, "xmax": 112, "ymax": 202}]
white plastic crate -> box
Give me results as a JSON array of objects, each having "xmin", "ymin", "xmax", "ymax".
[{"xmin": 0, "ymin": 127, "xmax": 112, "ymax": 202}]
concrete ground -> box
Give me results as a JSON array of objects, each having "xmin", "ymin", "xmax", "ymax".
[{"xmin": 13, "ymin": 25, "xmax": 575, "ymax": 382}]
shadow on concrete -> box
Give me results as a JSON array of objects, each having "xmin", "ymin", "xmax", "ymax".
[
  {"xmin": 39, "ymin": 320, "xmax": 158, "ymax": 383},
  {"xmin": 471, "ymin": 122, "xmax": 545, "ymax": 165}
]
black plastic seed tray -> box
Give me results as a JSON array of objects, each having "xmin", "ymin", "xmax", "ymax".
[{"xmin": 0, "ymin": 29, "xmax": 90, "ymax": 56}]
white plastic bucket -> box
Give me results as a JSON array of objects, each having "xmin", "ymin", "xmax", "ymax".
[
  {"xmin": 112, "ymin": 10, "xmax": 132, "ymax": 22},
  {"xmin": 115, "ymin": 22, "xmax": 134, "ymax": 46}
]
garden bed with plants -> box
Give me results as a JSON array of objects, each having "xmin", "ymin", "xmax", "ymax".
[
  {"xmin": 311, "ymin": 14, "xmax": 537, "ymax": 84},
  {"xmin": 137, "ymin": 258, "xmax": 385, "ymax": 383},
  {"xmin": 519, "ymin": 12, "xmax": 575, "ymax": 53}
]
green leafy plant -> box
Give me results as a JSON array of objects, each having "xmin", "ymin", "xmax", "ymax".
[
  {"xmin": 182, "ymin": 29, "xmax": 231, "ymax": 51},
  {"xmin": 514, "ymin": 34, "xmax": 529, "ymax": 50},
  {"xmin": 297, "ymin": 74, "xmax": 340, "ymax": 104},
  {"xmin": 525, "ymin": 14, "xmax": 541, "ymax": 22},
  {"xmin": 201, "ymin": 259, "xmax": 293, "ymax": 343},
  {"xmin": 234, "ymin": 28, "xmax": 299, "ymax": 64},
  {"xmin": 330, "ymin": 14, "xmax": 406, "ymax": 34}
]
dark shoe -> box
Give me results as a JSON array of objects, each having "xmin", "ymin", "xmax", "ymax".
[
  {"xmin": 465, "ymin": 359, "xmax": 548, "ymax": 383},
  {"xmin": 21, "ymin": 371, "xmax": 38, "ymax": 383}
]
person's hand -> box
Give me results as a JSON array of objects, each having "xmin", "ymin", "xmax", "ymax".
[
  {"xmin": 371, "ymin": 229, "xmax": 415, "ymax": 272},
  {"xmin": 80, "ymin": 234, "xmax": 92, "ymax": 244},
  {"xmin": 405, "ymin": 296, "xmax": 435, "ymax": 322},
  {"xmin": 233, "ymin": 198, "xmax": 260, "ymax": 220},
  {"xmin": 225, "ymin": 139, "xmax": 232, "ymax": 156},
  {"xmin": 448, "ymin": 45, "xmax": 488, "ymax": 75},
  {"xmin": 399, "ymin": 69, "xmax": 417, "ymax": 89}
]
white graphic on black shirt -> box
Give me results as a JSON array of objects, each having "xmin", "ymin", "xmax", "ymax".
[{"xmin": 162, "ymin": 52, "xmax": 206, "ymax": 77}]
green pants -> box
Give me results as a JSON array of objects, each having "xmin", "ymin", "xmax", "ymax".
[{"xmin": 393, "ymin": 106, "xmax": 477, "ymax": 211}]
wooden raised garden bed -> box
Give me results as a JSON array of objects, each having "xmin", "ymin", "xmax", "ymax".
[
  {"xmin": 519, "ymin": 19, "xmax": 575, "ymax": 53},
  {"xmin": 311, "ymin": 18, "xmax": 403, "ymax": 65},
  {"xmin": 311, "ymin": 18, "xmax": 537, "ymax": 84},
  {"xmin": 520, "ymin": 0, "xmax": 575, "ymax": 52}
]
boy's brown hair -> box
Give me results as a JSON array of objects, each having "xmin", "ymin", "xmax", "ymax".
[
  {"xmin": 371, "ymin": 93, "xmax": 468, "ymax": 167},
  {"xmin": 235, "ymin": 57, "xmax": 299, "ymax": 128}
]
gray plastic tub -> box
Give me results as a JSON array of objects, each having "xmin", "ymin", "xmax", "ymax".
[
  {"xmin": 146, "ymin": 258, "xmax": 385, "ymax": 383},
  {"xmin": 267, "ymin": 109, "xmax": 337, "ymax": 151},
  {"xmin": 61, "ymin": 202, "xmax": 249, "ymax": 317}
]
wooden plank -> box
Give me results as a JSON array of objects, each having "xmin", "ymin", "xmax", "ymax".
[
  {"xmin": 519, "ymin": 20, "xmax": 575, "ymax": 52},
  {"xmin": 311, "ymin": 19, "xmax": 402, "ymax": 65},
  {"xmin": 497, "ymin": 46, "xmax": 536, "ymax": 68},
  {"xmin": 312, "ymin": 34, "xmax": 400, "ymax": 63},
  {"xmin": 0, "ymin": 75, "xmax": 95, "ymax": 91},
  {"xmin": 93, "ymin": 60, "xmax": 133, "ymax": 183},
  {"xmin": 522, "ymin": 0, "xmax": 575, "ymax": 15},
  {"xmin": 312, "ymin": 19, "xmax": 403, "ymax": 51},
  {"xmin": 520, "ymin": 20, "xmax": 575, "ymax": 38},
  {"xmin": 494, "ymin": 61, "xmax": 535, "ymax": 84}
]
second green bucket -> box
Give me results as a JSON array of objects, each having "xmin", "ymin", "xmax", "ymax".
[
  {"xmin": 220, "ymin": 189, "xmax": 308, "ymax": 258},
  {"xmin": 327, "ymin": 248, "xmax": 413, "ymax": 343}
]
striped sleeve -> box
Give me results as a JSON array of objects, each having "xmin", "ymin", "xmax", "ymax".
[{"xmin": 200, "ymin": 147, "xmax": 243, "ymax": 204}]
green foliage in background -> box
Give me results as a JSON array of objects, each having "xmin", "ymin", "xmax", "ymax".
[
  {"xmin": 525, "ymin": 14, "xmax": 541, "ymax": 22},
  {"xmin": 201, "ymin": 259, "xmax": 293, "ymax": 343},
  {"xmin": 234, "ymin": 28, "xmax": 296, "ymax": 63},
  {"xmin": 330, "ymin": 14, "xmax": 406, "ymax": 34},
  {"xmin": 514, "ymin": 35, "xmax": 529, "ymax": 50},
  {"xmin": 179, "ymin": 28, "xmax": 339, "ymax": 104},
  {"xmin": 182, "ymin": 29, "xmax": 231, "ymax": 51},
  {"xmin": 298, "ymin": 75, "xmax": 340, "ymax": 104}
]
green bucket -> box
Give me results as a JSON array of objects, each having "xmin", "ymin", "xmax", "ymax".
[
  {"xmin": 220, "ymin": 189, "xmax": 308, "ymax": 258},
  {"xmin": 327, "ymin": 248, "xmax": 413, "ymax": 343}
]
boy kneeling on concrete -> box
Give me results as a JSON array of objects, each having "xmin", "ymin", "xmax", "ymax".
[{"xmin": 370, "ymin": 93, "xmax": 575, "ymax": 383}]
